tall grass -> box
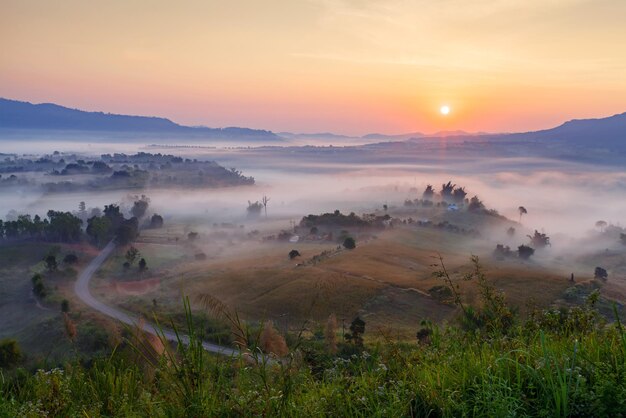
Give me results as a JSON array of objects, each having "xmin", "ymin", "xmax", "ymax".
[{"xmin": 1, "ymin": 277, "xmax": 625, "ymax": 416}]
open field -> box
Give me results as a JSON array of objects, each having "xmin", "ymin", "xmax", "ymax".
[{"xmin": 88, "ymin": 214, "xmax": 598, "ymax": 340}]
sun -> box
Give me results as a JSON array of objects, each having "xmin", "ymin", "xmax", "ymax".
[{"xmin": 440, "ymin": 105, "xmax": 450, "ymax": 115}]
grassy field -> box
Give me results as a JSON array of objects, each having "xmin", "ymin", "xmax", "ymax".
[{"xmin": 88, "ymin": 216, "xmax": 587, "ymax": 340}]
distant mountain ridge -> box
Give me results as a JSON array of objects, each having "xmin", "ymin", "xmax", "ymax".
[{"xmin": 0, "ymin": 98, "xmax": 280, "ymax": 140}]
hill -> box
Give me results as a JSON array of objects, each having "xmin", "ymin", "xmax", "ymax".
[{"xmin": 0, "ymin": 98, "xmax": 281, "ymax": 141}]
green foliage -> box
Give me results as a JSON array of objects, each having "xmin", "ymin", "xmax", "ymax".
[
  {"xmin": 61, "ymin": 299, "xmax": 70, "ymax": 313},
  {"xmin": 0, "ymin": 339, "xmax": 22, "ymax": 368}
]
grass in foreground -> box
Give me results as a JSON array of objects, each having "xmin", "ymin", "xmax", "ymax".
[{"xmin": 1, "ymin": 259, "xmax": 626, "ymax": 417}]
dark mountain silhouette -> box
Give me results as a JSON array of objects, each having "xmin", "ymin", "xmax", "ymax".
[{"xmin": 0, "ymin": 98, "xmax": 280, "ymax": 140}]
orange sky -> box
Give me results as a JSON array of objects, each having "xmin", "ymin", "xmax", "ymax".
[{"xmin": 1, "ymin": 0, "xmax": 625, "ymax": 135}]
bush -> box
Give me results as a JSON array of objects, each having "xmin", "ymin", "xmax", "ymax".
[
  {"xmin": 343, "ymin": 237, "xmax": 356, "ymax": 249},
  {"xmin": 518, "ymin": 245, "xmax": 535, "ymax": 260},
  {"xmin": 63, "ymin": 254, "xmax": 78, "ymax": 264},
  {"xmin": 288, "ymin": 249, "xmax": 301, "ymax": 259},
  {"xmin": 0, "ymin": 339, "xmax": 22, "ymax": 368}
]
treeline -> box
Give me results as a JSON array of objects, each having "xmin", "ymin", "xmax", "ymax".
[
  {"xmin": 0, "ymin": 197, "xmax": 163, "ymax": 246},
  {"xmin": 0, "ymin": 211, "xmax": 82, "ymax": 242}
]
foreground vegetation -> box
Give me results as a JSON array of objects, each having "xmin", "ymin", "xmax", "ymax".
[{"xmin": 1, "ymin": 259, "xmax": 625, "ymax": 417}]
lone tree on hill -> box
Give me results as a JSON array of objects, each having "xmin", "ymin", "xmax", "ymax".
[
  {"xmin": 288, "ymin": 249, "xmax": 301, "ymax": 259},
  {"xmin": 518, "ymin": 206, "xmax": 527, "ymax": 223},
  {"xmin": 595, "ymin": 220, "xmax": 607, "ymax": 232},
  {"xmin": 343, "ymin": 237, "xmax": 356, "ymax": 249}
]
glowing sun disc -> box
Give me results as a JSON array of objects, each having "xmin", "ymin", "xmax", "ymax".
[{"xmin": 440, "ymin": 105, "xmax": 450, "ymax": 115}]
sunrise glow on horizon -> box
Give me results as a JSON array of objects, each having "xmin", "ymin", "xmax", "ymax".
[{"xmin": 2, "ymin": 0, "xmax": 626, "ymax": 135}]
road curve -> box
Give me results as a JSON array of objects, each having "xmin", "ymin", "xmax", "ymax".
[{"xmin": 74, "ymin": 241, "xmax": 238, "ymax": 357}]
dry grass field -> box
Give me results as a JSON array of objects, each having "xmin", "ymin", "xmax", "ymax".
[{"xmin": 88, "ymin": 214, "xmax": 596, "ymax": 338}]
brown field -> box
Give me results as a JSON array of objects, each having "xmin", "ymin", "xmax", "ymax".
[{"xmin": 91, "ymin": 218, "xmax": 592, "ymax": 337}]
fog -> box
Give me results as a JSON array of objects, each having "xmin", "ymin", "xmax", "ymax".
[{"xmin": 2, "ymin": 139, "xmax": 625, "ymax": 246}]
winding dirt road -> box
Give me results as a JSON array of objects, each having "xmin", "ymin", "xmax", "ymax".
[{"xmin": 74, "ymin": 241, "xmax": 238, "ymax": 357}]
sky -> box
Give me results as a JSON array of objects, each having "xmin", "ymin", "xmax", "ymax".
[{"xmin": 1, "ymin": 0, "xmax": 626, "ymax": 135}]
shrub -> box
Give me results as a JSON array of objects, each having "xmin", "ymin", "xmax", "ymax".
[
  {"xmin": 594, "ymin": 267, "xmax": 608, "ymax": 280},
  {"xmin": 518, "ymin": 245, "xmax": 535, "ymax": 260},
  {"xmin": 63, "ymin": 254, "xmax": 78, "ymax": 264},
  {"xmin": 0, "ymin": 339, "xmax": 22, "ymax": 368},
  {"xmin": 343, "ymin": 237, "xmax": 356, "ymax": 249}
]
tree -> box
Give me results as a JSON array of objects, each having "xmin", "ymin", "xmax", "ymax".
[
  {"xmin": 518, "ymin": 206, "xmax": 528, "ymax": 223},
  {"xmin": 188, "ymin": 232, "xmax": 198, "ymax": 241},
  {"xmin": 138, "ymin": 258, "xmax": 147, "ymax": 271},
  {"xmin": 131, "ymin": 196, "xmax": 150, "ymax": 218},
  {"xmin": 86, "ymin": 215, "xmax": 112, "ymax": 246},
  {"xmin": 528, "ymin": 230, "xmax": 550, "ymax": 248},
  {"xmin": 621, "ymin": 233, "xmax": 626, "ymax": 246},
  {"xmin": 343, "ymin": 237, "xmax": 356, "ymax": 249},
  {"xmin": 506, "ymin": 227, "xmax": 516, "ymax": 237},
  {"xmin": 125, "ymin": 246, "xmax": 140, "ymax": 265},
  {"xmin": 518, "ymin": 245, "xmax": 535, "ymax": 260},
  {"xmin": 150, "ymin": 213, "xmax": 164, "ymax": 229},
  {"xmin": 441, "ymin": 181, "xmax": 455, "ymax": 201},
  {"xmin": 78, "ymin": 201, "xmax": 86, "ymax": 215},
  {"xmin": 246, "ymin": 201, "xmax": 263, "ymax": 218},
  {"xmin": 45, "ymin": 254, "xmax": 58, "ymax": 272},
  {"xmin": 0, "ymin": 339, "xmax": 22, "ymax": 368},
  {"xmin": 467, "ymin": 196, "xmax": 484, "ymax": 211},
  {"xmin": 46, "ymin": 210, "xmax": 82, "ymax": 242},
  {"xmin": 32, "ymin": 274, "xmax": 46, "ymax": 298},
  {"xmin": 452, "ymin": 187, "xmax": 467, "ymax": 203},
  {"xmin": 595, "ymin": 220, "xmax": 607, "ymax": 232},
  {"xmin": 262, "ymin": 195, "xmax": 270, "ymax": 218},
  {"xmin": 116, "ymin": 217, "xmax": 139, "ymax": 245},
  {"xmin": 345, "ymin": 317, "xmax": 365, "ymax": 346},
  {"xmin": 61, "ymin": 299, "xmax": 70, "ymax": 313},
  {"xmin": 594, "ymin": 267, "xmax": 608, "ymax": 280},
  {"xmin": 383, "ymin": 204, "xmax": 388, "ymax": 212},
  {"xmin": 288, "ymin": 249, "xmax": 301, "ymax": 259},
  {"xmin": 422, "ymin": 184, "xmax": 435, "ymax": 199}
]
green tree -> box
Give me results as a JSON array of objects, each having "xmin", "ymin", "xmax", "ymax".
[
  {"xmin": 86, "ymin": 215, "xmax": 112, "ymax": 246},
  {"xmin": 61, "ymin": 299, "xmax": 70, "ymax": 313}
]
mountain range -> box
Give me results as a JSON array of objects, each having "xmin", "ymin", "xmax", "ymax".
[
  {"xmin": 0, "ymin": 98, "xmax": 279, "ymax": 141},
  {"xmin": 1, "ymin": 97, "xmax": 624, "ymax": 147}
]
